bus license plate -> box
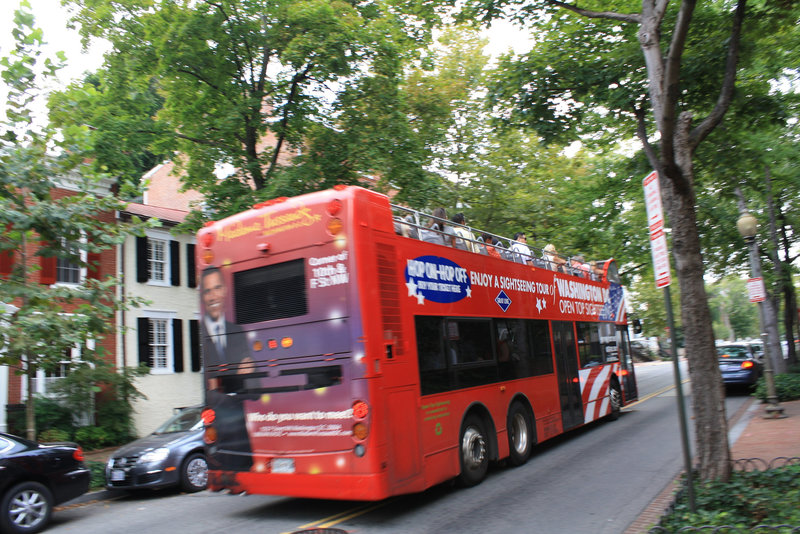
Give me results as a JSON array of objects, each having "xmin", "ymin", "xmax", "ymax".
[
  {"xmin": 271, "ymin": 458, "xmax": 295, "ymax": 474},
  {"xmin": 110, "ymin": 469, "xmax": 125, "ymax": 481}
]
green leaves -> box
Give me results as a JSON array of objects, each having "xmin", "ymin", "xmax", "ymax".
[
  {"xmin": 0, "ymin": 5, "xmax": 156, "ymax": 438},
  {"xmin": 59, "ymin": 0, "xmax": 438, "ymax": 225}
]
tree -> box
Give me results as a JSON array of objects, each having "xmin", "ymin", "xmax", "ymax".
[
  {"xmin": 707, "ymin": 276, "xmax": 758, "ymax": 341},
  {"xmin": 62, "ymin": 0, "xmax": 441, "ymax": 221},
  {"xmin": 0, "ymin": 4, "xmax": 153, "ymax": 440},
  {"xmin": 459, "ymin": 0, "xmax": 799, "ymax": 481}
]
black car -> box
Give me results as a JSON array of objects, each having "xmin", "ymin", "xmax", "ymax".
[
  {"xmin": 717, "ymin": 342, "xmax": 763, "ymax": 389},
  {"xmin": 0, "ymin": 433, "xmax": 90, "ymax": 534},
  {"xmin": 105, "ymin": 405, "xmax": 207, "ymax": 492}
]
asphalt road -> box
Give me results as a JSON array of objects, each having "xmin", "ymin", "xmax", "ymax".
[{"xmin": 50, "ymin": 360, "xmax": 748, "ymax": 534}]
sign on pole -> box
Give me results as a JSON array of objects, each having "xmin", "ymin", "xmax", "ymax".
[
  {"xmin": 747, "ymin": 277, "xmax": 766, "ymax": 302},
  {"xmin": 643, "ymin": 171, "xmax": 671, "ymax": 288}
]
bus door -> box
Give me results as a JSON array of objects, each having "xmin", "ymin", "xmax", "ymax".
[
  {"xmin": 617, "ymin": 326, "xmax": 639, "ymax": 402},
  {"xmin": 552, "ymin": 321, "xmax": 583, "ymax": 430}
]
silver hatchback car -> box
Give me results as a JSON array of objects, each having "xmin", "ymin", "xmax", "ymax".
[{"xmin": 106, "ymin": 405, "xmax": 207, "ymax": 492}]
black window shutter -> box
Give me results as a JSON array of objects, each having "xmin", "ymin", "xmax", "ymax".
[
  {"xmin": 190, "ymin": 319, "xmax": 201, "ymax": 372},
  {"xmin": 137, "ymin": 317, "xmax": 152, "ymax": 367},
  {"xmin": 173, "ymin": 319, "xmax": 184, "ymax": 373},
  {"xmin": 136, "ymin": 237, "xmax": 148, "ymax": 283},
  {"xmin": 187, "ymin": 244, "xmax": 196, "ymax": 288},
  {"xmin": 170, "ymin": 240, "xmax": 180, "ymax": 286}
]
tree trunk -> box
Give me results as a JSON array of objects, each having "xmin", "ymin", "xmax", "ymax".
[
  {"xmin": 763, "ymin": 170, "xmax": 788, "ymax": 373},
  {"xmin": 26, "ymin": 364, "xmax": 35, "ymax": 441},
  {"xmin": 661, "ymin": 124, "xmax": 731, "ymax": 482}
]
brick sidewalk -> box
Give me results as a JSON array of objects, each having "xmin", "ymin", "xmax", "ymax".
[{"xmin": 624, "ymin": 398, "xmax": 800, "ymax": 534}]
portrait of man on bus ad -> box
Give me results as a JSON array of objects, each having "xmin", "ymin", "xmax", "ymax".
[{"xmin": 200, "ymin": 266, "xmax": 251, "ymax": 365}]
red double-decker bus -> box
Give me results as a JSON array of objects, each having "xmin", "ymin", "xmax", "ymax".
[{"xmin": 197, "ymin": 185, "xmax": 637, "ymax": 500}]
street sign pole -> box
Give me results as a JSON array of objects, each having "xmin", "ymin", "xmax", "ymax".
[{"xmin": 643, "ymin": 171, "xmax": 695, "ymax": 512}]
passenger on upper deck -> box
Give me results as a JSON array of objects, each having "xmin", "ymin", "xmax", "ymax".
[
  {"xmin": 589, "ymin": 260, "xmax": 604, "ymax": 281},
  {"xmin": 570, "ymin": 255, "xmax": 590, "ymax": 278},
  {"xmin": 481, "ymin": 233, "xmax": 502, "ymax": 259},
  {"xmin": 393, "ymin": 207, "xmax": 419, "ymax": 240},
  {"xmin": 420, "ymin": 207, "xmax": 449, "ymax": 246},
  {"xmin": 510, "ymin": 232, "xmax": 534, "ymax": 265},
  {"xmin": 451, "ymin": 213, "xmax": 478, "ymax": 252},
  {"xmin": 543, "ymin": 243, "xmax": 567, "ymax": 272}
]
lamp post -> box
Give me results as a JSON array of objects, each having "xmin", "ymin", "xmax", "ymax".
[{"xmin": 736, "ymin": 212, "xmax": 785, "ymax": 419}]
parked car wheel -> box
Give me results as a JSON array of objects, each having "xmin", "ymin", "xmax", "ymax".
[
  {"xmin": 180, "ymin": 453, "xmax": 208, "ymax": 493},
  {"xmin": 0, "ymin": 481, "xmax": 53, "ymax": 534}
]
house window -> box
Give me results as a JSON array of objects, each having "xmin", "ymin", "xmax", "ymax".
[
  {"xmin": 31, "ymin": 342, "xmax": 89, "ymax": 397},
  {"xmin": 148, "ymin": 238, "xmax": 167, "ymax": 282},
  {"xmin": 56, "ymin": 237, "xmax": 85, "ymax": 284},
  {"xmin": 136, "ymin": 232, "xmax": 180, "ymax": 287},
  {"xmin": 150, "ymin": 318, "xmax": 169, "ymax": 369},
  {"xmin": 137, "ymin": 312, "xmax": 180, "ymax": 374}
]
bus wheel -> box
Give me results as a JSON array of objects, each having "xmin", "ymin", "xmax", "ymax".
[
  {"xmin": 506, "ymin": 402, "xmax": 533, "ymax": 467},
  {"xmin": 457, "ymin": 414, "xmax": 489, "ymax": 487},
  {"xmin": 608, "ymin": 382, "xmax": 622, "ymax": 421}
]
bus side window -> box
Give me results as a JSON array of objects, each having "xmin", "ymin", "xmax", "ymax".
[
  {"xmin": 415, "ymin": 316, "xmax": 446, "ymax": 371},
  {"xmin": 598, "ymin": 323, "xmax": 619, "ymax": 362},
  {"xmin": 527, "ymin": 319, "xmax": 554, "ymax": 376},
  {"xmin": 497, "ymin": 319, "xmax": 528, "ymax": 380},
  {"xmin": 576, "ymin": 322, "xmax": 603, "ymax": 368},
  {"xmin": 447, "ymin": 319, "xmax": 493, "ymax": 363}
]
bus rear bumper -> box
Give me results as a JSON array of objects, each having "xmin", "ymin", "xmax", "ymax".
[{"xmin": 208, "ymin": 469, "xmax": 390, "ymax": 501}]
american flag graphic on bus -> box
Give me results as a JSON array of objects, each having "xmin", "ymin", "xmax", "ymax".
[{"xmin": 598, "ymin": 283, "xmax": 625, "ymax": 322}]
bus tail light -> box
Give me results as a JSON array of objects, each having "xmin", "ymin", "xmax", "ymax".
[
  {"xmin": 281, "ymin": 337, "xmax": 293, "ymax": 348},
  {"xmin": 327, "ymin": 217, "xmax": 343, "ymax": 235},
  {"xmin": 327, "ymin": 198, "xmax": 343, "ymax": 216},
  {"xmin": 353, "ymin": 400, "xmax": 369, "ymax": 419},
  {"xmin": 353, "ymin": 422, "xmax": 368, "ymax": 440}
]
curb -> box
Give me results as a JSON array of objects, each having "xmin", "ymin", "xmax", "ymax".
[{"xmin": 56, "ymin": 488, "xmax": 127, "ymax": 510}]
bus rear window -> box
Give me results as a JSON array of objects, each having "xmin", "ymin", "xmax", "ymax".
[{"xmin": 234, "ymin": 259, "xmax": 308, "ymax": 324}]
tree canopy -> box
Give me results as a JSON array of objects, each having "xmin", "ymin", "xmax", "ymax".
[{"xmin": 0, "ymin": 4, "xmax": 153, "ymax": 439}]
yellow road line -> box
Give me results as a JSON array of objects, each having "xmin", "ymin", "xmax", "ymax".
[
  {"xmin": 624, "ymin": 378, "xmax": 690, "ymax": 410},
  {"xmin": 282, "ymin": 501, "xmax": 389, "ymax": 534}
]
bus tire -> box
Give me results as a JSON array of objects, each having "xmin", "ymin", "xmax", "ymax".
[
  {"xmin": 608, "ymin": 381, "xmax": 622, "ymax": 421},
  {"xmin": 506, "ymin": 401, "xmax": 533, "ymax": 467},
  {"xmin": 457, "ymin": 414, "xmax": 489, "ymax": 487}
]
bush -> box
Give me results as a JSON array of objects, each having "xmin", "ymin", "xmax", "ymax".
[
  {"xmin": 658, "ymin": 465, "xmax": 800, "ymax": 531},
  {"xmin": 96, "ymin": 399, "xmax": 137, "ymax": 445},
  {"xmin": 753, "ymin": 371, "xmax": 800, "ymax": 402},
  {"xmin": 86, "ymin": 461, "xmax": 106, "ymax": 491},
  {"xmin": 6, "ymin": 396, "xmax": 77, "ymax": 438},
  {"xmin": 38, "ymin": 428, "xmax": 72, "ymax": 443},
  {"xmin": 74, "ymin": 426, "xmax": 110, "ymax": 450}
]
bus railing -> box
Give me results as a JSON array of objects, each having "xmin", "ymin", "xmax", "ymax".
[{"xmin": 391, "ymin": 204, "xmax": 605, "ymax": 281}]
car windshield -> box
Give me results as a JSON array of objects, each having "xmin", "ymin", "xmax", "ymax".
[
  {"xmin": 717, "ymin": 346, "xmax": 750, "ymax": 359},
  {"xmin": 153, "ymin": 406, "xmax": 203, "ymax": 434}
]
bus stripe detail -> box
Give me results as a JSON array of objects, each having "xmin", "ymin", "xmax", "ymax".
[{"xmin": 579, "ymin": 363, "xmax": 619, "ymax": 423}]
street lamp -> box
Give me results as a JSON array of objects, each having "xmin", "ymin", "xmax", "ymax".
[{"xmin": 736, "ymin": 212, "xmax": 785, "ymax": 419}]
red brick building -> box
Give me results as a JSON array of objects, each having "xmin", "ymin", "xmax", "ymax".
[{"xmin": 1, "ymin": 179, "xmax": 118, "ymax": 432}]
